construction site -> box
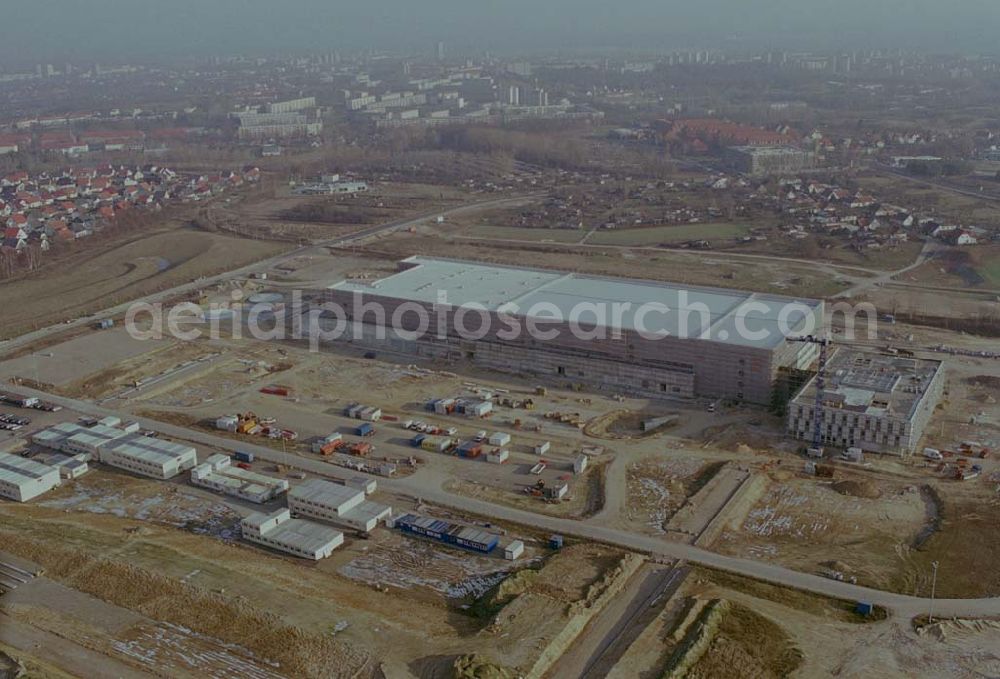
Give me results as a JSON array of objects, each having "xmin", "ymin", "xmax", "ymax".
[{"xmin": 0, "ymin": 225, "xmax": 999, "ymax": 677}]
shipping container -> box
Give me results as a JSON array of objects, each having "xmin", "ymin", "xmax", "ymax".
[
  {"xmin": 468, "ymin": 401, "xmax": 493, "ymax": 417},
  {"xmin": 488, "ymin": 432, "xmax": 511, "ymax": 447},
  {"xmin": 319, "ymin": 440, "xmax": 343, "ymax": 456},
  {"xmin": 457, "ymin": 442, "xmax": 483, "ymax": 459},
  {"xmin": 354, "ymin": 423, "xmax": 375, "ymax": 437},
  {"xmin": 421, "ymin": 436, "xmax": 452, "ymax": 453},
  {"xmin": 504, "ymin": 540, "xmax": 524, "ymax": 560},
  {"xmin": 359, "ymin": 406, "xmax": 382, "ymax": 422},
  {"xmin": 549, "ymin": 534, "xmax": 564, "ymax": 549},
  {"xmin": 411, "ymin": 434, "xmax": 427, "ymax": 447},
  {"xmin": 233, "ymin": 451, "xmax": 254, "ymax": 464},
  {"xmin": 349, "ymin": 442, "xmax": 373, "ymax": 456},
  {"xmin": 534, "ymin": 441, "xmax": 551, "ymax": 455},
  {"xmin": 486, "ymin": 449, "xmax": 509, "ymax": 464}
]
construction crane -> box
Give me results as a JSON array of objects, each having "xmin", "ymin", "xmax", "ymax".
[{"xmin": 789, "ymin": 335, "xmax": 832, "ymax": 455}]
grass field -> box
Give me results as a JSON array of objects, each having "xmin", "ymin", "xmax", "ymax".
[
  {"xmin": 977, "ymin": 258, "xmax": 1000, "ymax": 287},
  {"xmin": 588, "ymin": 223, "xmax": 751, "ymax": 246}
]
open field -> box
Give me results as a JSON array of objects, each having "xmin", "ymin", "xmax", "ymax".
[
  {"xmin": 860, "ymin": 173, "xmax": 1000, "ymax": 227},
  {"xmin": 353, "ymin": 229, "xmax": 856, "ymax": 297},
  {"xmin": 0, "ymin": 226, "xmax": 288, "ymax": 340},
  {"xmin": 588, "ymin": 222, "xmax": 753, "ymax": 245},
  {"xmin": 459, "ymin": 223, "xmax": 586, "ymax": 243}
]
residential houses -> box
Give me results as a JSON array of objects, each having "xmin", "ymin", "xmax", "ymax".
[{"xmin": 1, "ymin": 164, "xmax": 261, "ymax": 268}]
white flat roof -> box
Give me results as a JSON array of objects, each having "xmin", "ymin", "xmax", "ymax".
[
  {"xmin": 266, "ymin": 519, "xmax": 342, "ymax": 553},
  {"xmin": 289, "ymin": 478, "xmax": 363, "ymax": 508},
  {"xmin": 32, "ymin": 422, "xmax": 88, "ymax": 445},
  {"xmin": 197, "ymin": 467, "xmax": 287, "ymax": 494},
  {"xmin": 330, "ymin": 256, "xmax": 821, "ymax": 349},
  {"xmin": 0, "ymin": 452, "xmax": 58, "ymax": 485},
  {"xmin": 245, "ymin": 509, "xmax": 343, "ymax": 553},
  {"xmin": 104, "ymin": 433, "xmax": 195, "ymax": 464},
  {"xmin": 341, "ymin": 499, "xmax": 391, "ymax": 524}
]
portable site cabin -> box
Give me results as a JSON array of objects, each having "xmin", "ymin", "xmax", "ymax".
[
  {"xmin": 504, "ymin": 540, "xmax": 524, "ymax": 560},
  {"xmin": 488, "ymin": 432, "xmax": 511, "ymax": 447},
  {"xmin": 486, "ymin": 449, "xmax": 509, "ymax": 464}
]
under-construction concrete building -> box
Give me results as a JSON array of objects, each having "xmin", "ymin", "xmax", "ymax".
[
  {"xmin": 787, "ymin": 349, "xmax": 944, "ymax": 455},
  {"xmin": 301, "ymin": 256, "xmax": 824, "ymax": 404}
]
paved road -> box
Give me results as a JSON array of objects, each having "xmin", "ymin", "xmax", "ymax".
[
  {"xmin": 0, "ymin": 194, "xmax": 541, "ymax": 354},
  {"xmin": 835, "ymin": 240, "xmax": 939, "ymax": 299},
  {"xmin": 9, "ymin": 384, "xmax": 1000, "ymax": 620},
  {"xmin": 554, "ymin": 563, "xmax": 689, "ymax": 679}
]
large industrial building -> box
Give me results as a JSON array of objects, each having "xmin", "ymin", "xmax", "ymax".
[
  {"xmin": 305, "ymin": 256, "xmax": 824, "ymax": 404},
  {"xmin": 191, "ymin": 454, "xmax": 289, "ymax": 503},
  {"xmin": 288, "ymin": 478, "xmax": 391, "ymax": 532},
  {"xmin": 241, "ymin": 508, "xmax": 344, "ymax": 560},
  {"xmin": 787, "ymin": 349, "xmax": 945, "ymax": 456},
  {"xmin": 0, "ymin": 452, "xmax": 61, "ymax": 502}
]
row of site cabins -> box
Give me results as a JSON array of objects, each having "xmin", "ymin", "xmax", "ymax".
[
  {"xmin": 13, "ymin": 417, "xmax": 523, "ymax": 561},
  {"xmin": 316, "ymin": 405, "xmax": 588, "ymax": 476}
]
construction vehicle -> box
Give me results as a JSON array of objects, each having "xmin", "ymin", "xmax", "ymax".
[{"xmin": 524, "ymin": 479, "xmax": 546, "ymax": 496}]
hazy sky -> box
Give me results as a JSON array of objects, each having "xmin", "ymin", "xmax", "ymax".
[{"xmin": 3, "ymin": 0, "xmax": 998, "ymax": 63}]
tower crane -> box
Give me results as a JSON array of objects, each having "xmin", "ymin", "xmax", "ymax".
[{"xmin": 789, "ymin": 334, "xmax": 832, "ymax": 456}]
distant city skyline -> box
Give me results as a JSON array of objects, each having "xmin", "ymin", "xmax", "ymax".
[{"xmin": 3, "ymin": 0, "xmax": 1000, "ymax": 64}]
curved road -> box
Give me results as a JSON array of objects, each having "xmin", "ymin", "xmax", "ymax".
[
  {"xmin": 7, "ymin": 383, "xmax": 1000, "ymax": 621},
  {"xmin": 0, "ymin": 194, "xmax": 542, "ymax": 355}
]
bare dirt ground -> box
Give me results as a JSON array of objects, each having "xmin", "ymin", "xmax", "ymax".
[
  {"xmin": 0, "ymin": 471, "xmax": 638, "ymax": 678},
  {"xmin": 713, "ymin": 470, "xmax": 932, "ymax": 591},
  {"xmin": 0, "ymin": 326, "xmax": 174, "ymax": 388},
  {"xmin": 624, "ymin": 455, "xmax": 720, "ymax": 535}
]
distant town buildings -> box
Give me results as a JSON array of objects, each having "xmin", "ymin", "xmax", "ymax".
[{"xmin": 724, "ymin": 146, "xmax": 817, "ymax": 176}]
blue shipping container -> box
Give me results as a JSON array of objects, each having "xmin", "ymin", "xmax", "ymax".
[
  {"xmin": 355, "ymin": 423, "xmax": 374, "ymax": 436},
  {"xmin": 233, "ymin": 451, "xmax": 254, "ymax": 463},
  {"xmin": 549, "ymin": 534, "xmax": 564, "ymax": 549},
  {"xmin": 411, "ymin": 434, "xmax": 427, "ymax": 447}
]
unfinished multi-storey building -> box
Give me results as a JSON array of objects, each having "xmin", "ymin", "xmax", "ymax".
[
  {"xmin": 787, "ymin": 349, "xmax": 944, "ymax": 455},
  {"xmin": 301, "ymin": 256, "xmax": 824, "ymax": 404}
]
